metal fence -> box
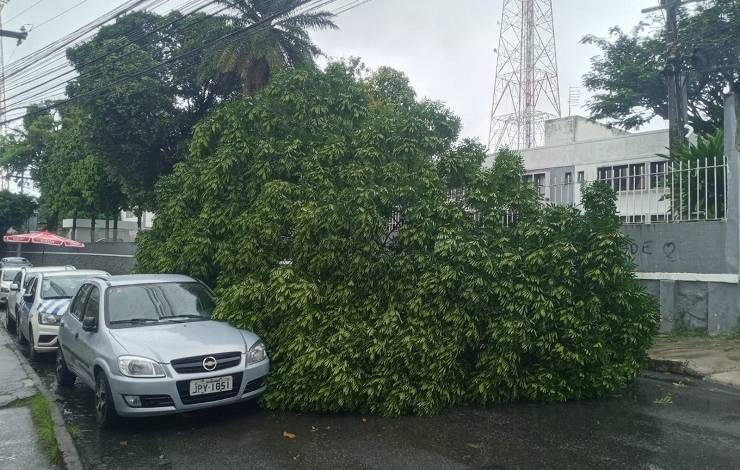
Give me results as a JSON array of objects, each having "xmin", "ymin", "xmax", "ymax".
[{"xmin": 534, "ymin": 157, "xmax": 727, "ymax": 224}]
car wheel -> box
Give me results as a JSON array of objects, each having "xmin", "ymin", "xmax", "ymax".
[
  {"xmin": 56, "ymin": 349, "xmax": 76, "ymax": 387},
  {"xmin": 95, "ymin": 372, "xmax": 119, "ymax": 427},
  {"xmin": 28, "ymin": 326, "xmax": 38, "ymax": 361}
]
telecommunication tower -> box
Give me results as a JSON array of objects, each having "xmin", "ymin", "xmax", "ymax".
[{"xmin": 487, "ymin": 0, "xmax": 562, "ymax": 152}]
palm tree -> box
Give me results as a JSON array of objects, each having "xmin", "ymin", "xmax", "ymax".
[{"xmin": 215, "ymin": 0, "xmax": 337, "ymax": 96}]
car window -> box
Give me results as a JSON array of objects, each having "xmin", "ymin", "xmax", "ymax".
[
  {"xmin": 41, "ymin": 276, "xmax": 92, "ymax": 299},
  {"xmin": 13, "ymin": 271, "xmax": 22, "ymax": 286},
  {"xmin": 82, "ymin": 287, "xmax": 100, "ymax": 322},
  {"xmin": 2, "ymin": 268, "xmax": 20, "ymax": 281},
  {"xmin": 106, "ymin": 282, "xmax": 215, "ymax": 325},
  {"xmin": 27, "ymin": 277, "xmax": 38, "ymax": 297},
  {"xmin": 70, "ymin": 284, "xmax": 92, "ymax": 321},
  {"xmin": 23, "ymin": 274, "xmax": 36, "ymax": 290}
]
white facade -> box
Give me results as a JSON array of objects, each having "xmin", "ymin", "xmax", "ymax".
[
  {"xmin": 500, "ymin": 116, "xmax": 675, "ymax": 223},
  {"xmin": 61, "ymin": 211, "xmax": 155, "ymax": 243}
]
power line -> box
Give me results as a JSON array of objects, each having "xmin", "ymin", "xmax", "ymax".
[
  {"xmin": 2, "ymin": 0, "xmax": 221, "ymax": 107},
  {"xmin": 0, "ymin": 0, "xmax": 371, "ymax": 126},
  {"xmin": 24, "ymin": 0, "xmax": 94, "ymax": 31},
  {"xmin": 4, "ymin": 0, "xmax": 45, "ymax": 24}
]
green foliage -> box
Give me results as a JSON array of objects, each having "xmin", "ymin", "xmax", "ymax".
[
  {"xmin": 213, "ymin": 0, "xmax": 337, "ymax": 95},
  {"xmin": 0, "ymin": 190, "xmax": 37, "ymax": 239},
  {"xmin": 138, "ymin": 64, "xmax": 659, "ymax": 416},
  {"xmin": 582, "ymin": 0, "xmax": 740, "ymax": 134},
  {"xmin": 658, "ymin": 130, "xmax": 725, "ymax": 220},
  {"xmin": 67, "ymin": 11, "xmax": 241, "ymax": 210}
]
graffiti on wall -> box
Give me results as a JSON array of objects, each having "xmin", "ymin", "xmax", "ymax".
[{"xmin": 628, "ymin": 240, "xmax": 678, "ymax": 264}]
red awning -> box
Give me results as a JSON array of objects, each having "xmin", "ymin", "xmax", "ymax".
[{"xmin": 3, "ymin": 231, "xmax": 85, "ymax": 248}]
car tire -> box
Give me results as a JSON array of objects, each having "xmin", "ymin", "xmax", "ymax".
[
  {"xmin": 56, "ymin": 350, "xmax": 76, "ymax": 387},
  {"xmin": 28, "ymin": 326, "xmax": 38, "ymax": 362},
  {"xmin": 95, "ymin": 372, "xmax": 120, "ymax": 428}
]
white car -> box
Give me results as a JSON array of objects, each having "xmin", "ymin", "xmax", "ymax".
[
  {"xmin": 1, "ymin": 266, "xmax": 25, "ymax": 308},
  {"xmin": 17, "ymin": 270, "xmax": 109, "ymax": 360},
  {"xmin": 6, "ymin": 266, "xmax": 76, "ymax": 334}
]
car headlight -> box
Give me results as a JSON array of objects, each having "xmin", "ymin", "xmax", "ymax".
[
  {"xmin": 247, "ymin": 340, "xmax": 267, "ymax": 365},
  {"xmin": 38, "ymin": 312, "xmax": 61, "ymax": 325},
  {"xmin": 118, "ymin": 356, "xmax": 166, "ymax": 378}
]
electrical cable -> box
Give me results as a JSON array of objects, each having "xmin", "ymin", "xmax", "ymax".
[
  {"xmin": 1, "ymin": 0, "xmax": 372, "ymax": 125},
  {"xmin": 3, "ymin": 0, "xmax": 222, "ymax": 105}
]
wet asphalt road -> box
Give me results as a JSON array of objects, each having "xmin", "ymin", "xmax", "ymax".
[{"xmin": 12, "ymin": 342, "xmax": 740, "ymax": 470}]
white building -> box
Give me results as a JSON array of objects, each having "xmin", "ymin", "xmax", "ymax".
[
  {"xmin": 495, "ymin": 116, "xmax": 723, "ymax": 224},
  {"xmin": 61, "ymin": 211, "xmax": 155, "ymax": 243}
]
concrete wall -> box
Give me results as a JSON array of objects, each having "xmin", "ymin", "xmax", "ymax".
[
  {"xmin": 5, "ymin": 243, "xmax": 136, "ymax": 275},
  {"xmin": 544, "ymin": 116, "xmax": 627, "ymax": 146},
  {"xmin": 623, "ymin": 221, "xmax": 737, "ymax": 275},
  {"xmin": 627, "ymin": 93, "xmax": 740, "ymax": 335}
]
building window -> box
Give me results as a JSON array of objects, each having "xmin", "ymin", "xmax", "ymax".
[
  {"xmin": 613, "ymin": 165, "xmax": 628, "ymax": 191},
  {"xmin": 650, "ymin": 161, "xmax": 667, "ymax": 188},
  {"xmin": 629, "ymin": 163, "xmax": 645, "ymax": 190},
  {"xmin": 577, "ymin": 171, "xmax": 585, "ymax": 183},
  {"xmin": 597, "ymin": 167, "xmax": 612, "ymax": 189},
  {"xmin": 523, "ymin": 173, "xmax": 546, "ymax": 197},
  {"xmin": 565, "ymin": 172, "xmax": 573, "ymax": 184}
]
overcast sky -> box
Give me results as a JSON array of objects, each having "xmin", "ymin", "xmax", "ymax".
[{"xmin": 2, "ymin": 0, "xmax": 668, "ymax": 147}]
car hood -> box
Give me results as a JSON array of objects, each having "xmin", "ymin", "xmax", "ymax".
[{"xmin": 108, "ymin": 320, "xmax": 254, "ymax": 363}]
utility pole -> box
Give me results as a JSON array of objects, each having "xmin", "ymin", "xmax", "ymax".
[
  {"xmin": 0, "ymin": 0, "xmax": 30, "ymax": 193},
  {"xmin": 642, "ymin": 0, "xmax": 704, "ymax": 150}
]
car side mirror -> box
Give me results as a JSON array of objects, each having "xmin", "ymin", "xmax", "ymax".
[
  {"xmin": 82, "ymin": 316, "xmax": 98, "ymax": 332},
  {"xmin": 10, "ymin": 283, "xmax": 19, "ymax": 291}
]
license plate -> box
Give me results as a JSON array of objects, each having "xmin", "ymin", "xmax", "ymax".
[{"xmin": 189, "ymin": 376, "xmax": 233, "ymax": 396}]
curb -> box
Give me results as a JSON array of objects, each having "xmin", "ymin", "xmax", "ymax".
[
  {"xmin": 7, "ymin": 337, "xmax": 84, "ymax": 470},
  {"xmin": 647, "ymin": 357, "xmax": 701, "ymax": 377}
]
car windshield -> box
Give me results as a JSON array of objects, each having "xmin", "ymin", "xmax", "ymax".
[
  {"xmin": 2, "ymin": 269, "xmax": 20, "ymax": 281},
  {"xmin": 106, "ymin": 282, "xmax": 215, "ymax": 326},
  {"xmin": 41, "ymin": 276, "xmax": 91, "ymax": 299}
]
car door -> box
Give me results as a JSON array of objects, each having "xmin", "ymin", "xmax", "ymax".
[
  {"xmin": 18, "ymin": 276, "xmax": 38, "ymax": 339},
  {"xmin": 75, "ymin": 285, "xmax": 103, "ymax": 387},
  {"xmin": 60, "ymin": 284, "xmax": 92, "ymax": 382},
  {"xmin": 8, "ymin": 271, "xmax": 22, "ymax": 320}
]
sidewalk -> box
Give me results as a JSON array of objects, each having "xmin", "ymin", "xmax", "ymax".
[
  {"xmin": 648, "ymin": 335, "xmax": 740, "ymax": 388},
  {"xmin": 0, "ymin": 325, "xmax": 55, "ymax": 469}
]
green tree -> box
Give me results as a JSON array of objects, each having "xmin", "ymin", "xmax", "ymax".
[
  {"xmin": 0, "ymin": 191, "xmax": 37, "ymax": 244},
  {"xmin": 214, "ymin": 0, "xmax": 337, "ymax": 95},
  {"xmin": 67, "ymin": 11, "xmax": 241, "ymax": 211},
  {"xmin": 137, "ymin": 64, "xmax": 658, "ymax": 416},
  {"xmin": 582, "ymin": 0, "xmax": 740, "ymax": 134}
]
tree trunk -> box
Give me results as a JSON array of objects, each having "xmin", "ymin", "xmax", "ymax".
[
  {"xmin": 113, "ymin": 216, "xmax": 119, "ymax": 241},
  {"xmin": 105, "ymin": 219, "xmax": 110, "ymax": 240},
  {"xmin": 137, "ymin": 212, "xmax": 142, "ymax": 231},
  {"xmin": 90, "ymin": 216, "xmax": 96, "ymax": 243},
  {"xmin": 72, "ymin": 212, "xmax": 78, "ymax": 240}
]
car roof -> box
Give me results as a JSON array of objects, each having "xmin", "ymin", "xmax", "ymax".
[
  {"xmin": 41, "ymin": 270, "xmax": 109, "ymax": 278},
  {"xmin": 23, "ymin": 266, "xmax": 76, "ymax": 273},
  {"xmin": 103, "ymin": 274, "xmax": 197, "ymax": 287}
]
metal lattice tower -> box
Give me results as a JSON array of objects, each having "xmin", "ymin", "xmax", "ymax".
[{"xmin": 487, "ymin": 0, "xmax": 561, "ymax": 152}]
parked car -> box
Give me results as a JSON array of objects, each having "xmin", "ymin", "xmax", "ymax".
[
  {"xmin": 6, "ymin": 266, "xmax": 76, "ymax": 334},
  {"xmin": 16, "ymin": 270, "xmax": 110, "ymax": 361},
  {"xmin": 0, "ymin": 257, "xmax": 32, "ymax": 268},
  {"xmin": 1, "ymin": 266, "xmax": 25, "ymax": 310},
  {"xmin": 56, "ymin": 274, "xmax": 269, "ymax": 427}
]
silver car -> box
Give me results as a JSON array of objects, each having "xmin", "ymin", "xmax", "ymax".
[{"xmin": 56, "ymin": 274, "xmax": 269, "ymax": 427}]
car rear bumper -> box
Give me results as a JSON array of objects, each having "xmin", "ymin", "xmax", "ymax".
[{"xmin": 108, "ymin": 359, "xmax": 270, "ymax": 417}]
